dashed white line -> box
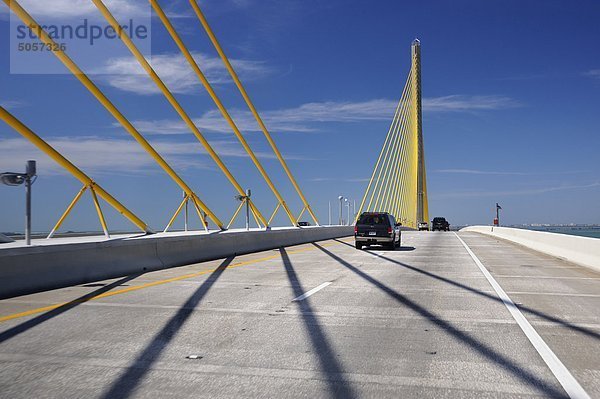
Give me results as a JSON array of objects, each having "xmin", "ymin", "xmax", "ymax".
[
  {"xmin": 455, "ymin": 232, "xmax": 591, "ymax": 399},
  {"xmin": 292, "ymin": 282, "xmax": 332, "ymax": 302}
]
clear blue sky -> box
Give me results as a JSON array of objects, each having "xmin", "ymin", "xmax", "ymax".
[{"xmin": 1, "ymin": 0, "xmax": 599, "ymax": 233}]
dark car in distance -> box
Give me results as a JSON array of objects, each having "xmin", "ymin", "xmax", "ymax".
[
  {"xmin": 354, "ymin": 212, "xmax": 401, "ymax": 250},
  {"xmin": 432, "ymin": 217, "xmax": 450, "ymax": 231}
]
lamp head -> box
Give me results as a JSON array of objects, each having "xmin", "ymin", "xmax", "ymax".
[{"xmin": 0, "ymin": 173, "xmax": 26, "ymax": 186}]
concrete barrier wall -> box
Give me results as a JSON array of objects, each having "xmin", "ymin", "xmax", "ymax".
[
  {"xmin": 0, "ymin": 226, "xmax": 353, "ymax": 299},
  {"xmin": 461, "ymin": 226, "xmax": 600, "ymax": 272}
]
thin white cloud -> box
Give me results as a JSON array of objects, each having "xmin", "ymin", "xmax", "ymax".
[
  {"xmin": 433, "ymin": 169, "xmax": 590, "ymax": 176},
  {"xmin": 0, "ymin": 100, "xmax": 27, "ymax": 110},
  {"xmin": 224, "ymin": 0, "xmax": 254, "ymax": 9},
  {"xmin": 496, "ymin": 73, "xmax": 556, "ymax": 81},
  {"xmin": 272, "ymin": 99, "xmax": 397, "ymax": 122},
  {"xmin": 0, "ymin": 136, "xmax": 206, "ymax": 176},
  {"xmin": 310, "ymin": 177, "xmax": 370, "ymax": 183},
  {"xmin": 423, "ymin": 95, "xmax": 519, "ymax": 112},
  {"xmin": 434, "ymin": 169, "xmax": 529, "ymax": 176},
  {"xmin": 0, "ymin": 136, "xmax": 309, "ymax": 176},
  {"xmin": 583, "ymin": 69, "xmax": 600, "ymax": 80},
  {"xmin": 95, "ymin": 52, "xmax": 274, "ymax": 95},
  {"xmin": 436, "ymin": 182, "xmax": 600, "ymax": 199},
  {"xmin": 132, "ymin": 100, "xmax": 395, "ymax": 134},
  {"xmin": 133, "ymin": 109, "xmax": 315, "ymax": 135},
  {"xmin": 13, "ymin": 0, "xmax": 148, "ymax": 19},
  {"xmin": 132, "ymin": 95, "xmax": 519, "ymax": 135}
]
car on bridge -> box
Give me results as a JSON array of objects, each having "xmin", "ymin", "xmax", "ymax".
[
  {"xmin": 432, "ymin": 217, "xmax": 450, "ymax": 231},
  {"xmin": 354, "ymin": 212, "xmax": 401, "ymax": 250},
  {"xmin": 418, "ymin": 221, "xmax": 429, "ymax": 231}
]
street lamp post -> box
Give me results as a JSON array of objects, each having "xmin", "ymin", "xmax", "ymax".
[
  {"xmin": 345, "ymin": 198, "xmax": 350, "ymax": 226},
  {"xmin": 246, "ymin": 189, "xmax": 251, "ymax": 230},
  {"xmin": 234, "ymin": 188, "xmax": 252, "ymax": 231},
  {"xmin": 24, "ymin": 161, "xmax": 35, "ymax": 244},
  {"xmin": 338, "ymin": 196, "xmax": 343, "ymax": 225},
  {"xmin": 183, "ymin": 190, "xmax": 188, "ymax": 232},
  {"xmin": 496, "ymin": 203, "xmax": 502, "ymax": 227},
  {"xmin": 1, "ymin": 160, "xmax": 37, "ymax": 245}
]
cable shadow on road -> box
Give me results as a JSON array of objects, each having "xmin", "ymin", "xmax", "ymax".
[
  {"xmin": 280, "ymin": 248, "xmax": 356, "ymax": 399},
  {"xmin": 314, "ymin": 242, "xmax": 568, "ymax": 398},
  {"xmin": 100, "ymin": 256, "xmax": 234, "ymax": 399},
  {"xmin": 336, "ymin": 239, "xmax": 600, "ymax": 342},
  {"xmin": 0, "ymin": 273, "xmax": 142, "ymax": 344}
]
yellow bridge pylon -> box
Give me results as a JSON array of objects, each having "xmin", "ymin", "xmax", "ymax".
[{"xmin": 356, "ymin": 40, "xmax": 429, "ymax": 229}]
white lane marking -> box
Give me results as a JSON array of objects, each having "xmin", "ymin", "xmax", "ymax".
[
  {"xmin": 292, "ymin": 282, "xmax": 332, "ymax": 302},
  {"xmin": 454, "ymin": 233, "xmax": 590, "ymax": 399},
  {"xmin": 495, "ymin": 275, "xmax": 600, "ymax": 280}
]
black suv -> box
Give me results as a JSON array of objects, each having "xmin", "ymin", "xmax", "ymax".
[
  {"xmin": 432, "ymin": 217, "xmax": 450, "ymax": 231},
  {"xmin": 354, "ymin": 212, "xmax": 401, "ymax": 250}
]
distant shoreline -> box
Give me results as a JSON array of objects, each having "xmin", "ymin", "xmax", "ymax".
[{"xmin": 516, "ymin": 226, "xmax": 600, "ymax": 239}]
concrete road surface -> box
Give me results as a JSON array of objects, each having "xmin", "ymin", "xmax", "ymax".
[{"xmin": 0, "ymin": 231, "xmax": 598, "ymax": 398}]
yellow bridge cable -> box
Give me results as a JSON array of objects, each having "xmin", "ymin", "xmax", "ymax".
[
  {"xmin": 400, "ymin": 81, "xmax": 417, "ymax": 219},
  {"xmin": 386, "ymin": 95, "xmax": 409, "ymax": 216},
  {"xmin": 394, "ymin": 85, "xmax": 416, "ymax": 222},
  {"xmin": 385, "ymin": 94, "xmax": 412, "ymax": 215},
  {"xmin": 369, "ymin": 71, "xmax": 412, "ymax": 212},
  {"xmin": 378, "ymin": 86, "xmax": 413, "ymax": 213},
  {"xmin": 355, "ymin": 91, "xmax": 402, "ymax": 221},
  {"xmin": 365, "ymin": 90, "xmax": 405, "ymax": 212},
  {"xmin": 390, "ymin": 98, "xmax": 411, "ymax": 217},
  {"xmin": 3, "ymin": 0, "xmax": 224, "ymax": 229},
  {"xmin": 367, "ymin": 71, "xmax": 412, "ymax": 212},
  {"xmin": 0, "ymin": 106, "xmax": 153, "ymax": 235},
  {"xmin": 399, "ymin": 87, "xmax": 417, "ymax": 226},
  {"xmin": 91, "ymin": 0, "xmax": 270, "ymax": 228},
  {"xmin": 374, "ymin": 99, "xmax": 405, "ymax": 211},
  {"xmin": 188, "ymin": 0, "xmax": 320, "ymax": 226},
  {"xmin": 148, "ymin": 0, "xmax": 297, "ymax": 227},
  {"xmin": 374, "ymin": 93, "xmax": 407, "ymax": 211},
  {"xmin": 393, "ymin": 113, "xmax": 411, "ymax": 220}
]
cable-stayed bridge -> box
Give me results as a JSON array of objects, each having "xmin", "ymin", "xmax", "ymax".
[
  {"xmin": 356, "ymin": 40, "xmax": 428, "ymax": 229},
  {"xmin": 0, "ymin": 2, "xmax": 599, "ymax": 398}
]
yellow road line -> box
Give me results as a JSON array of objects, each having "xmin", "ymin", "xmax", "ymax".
[{"xmin": 0, "ymin": 240, "xmax": 348, "ymax": 323}]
